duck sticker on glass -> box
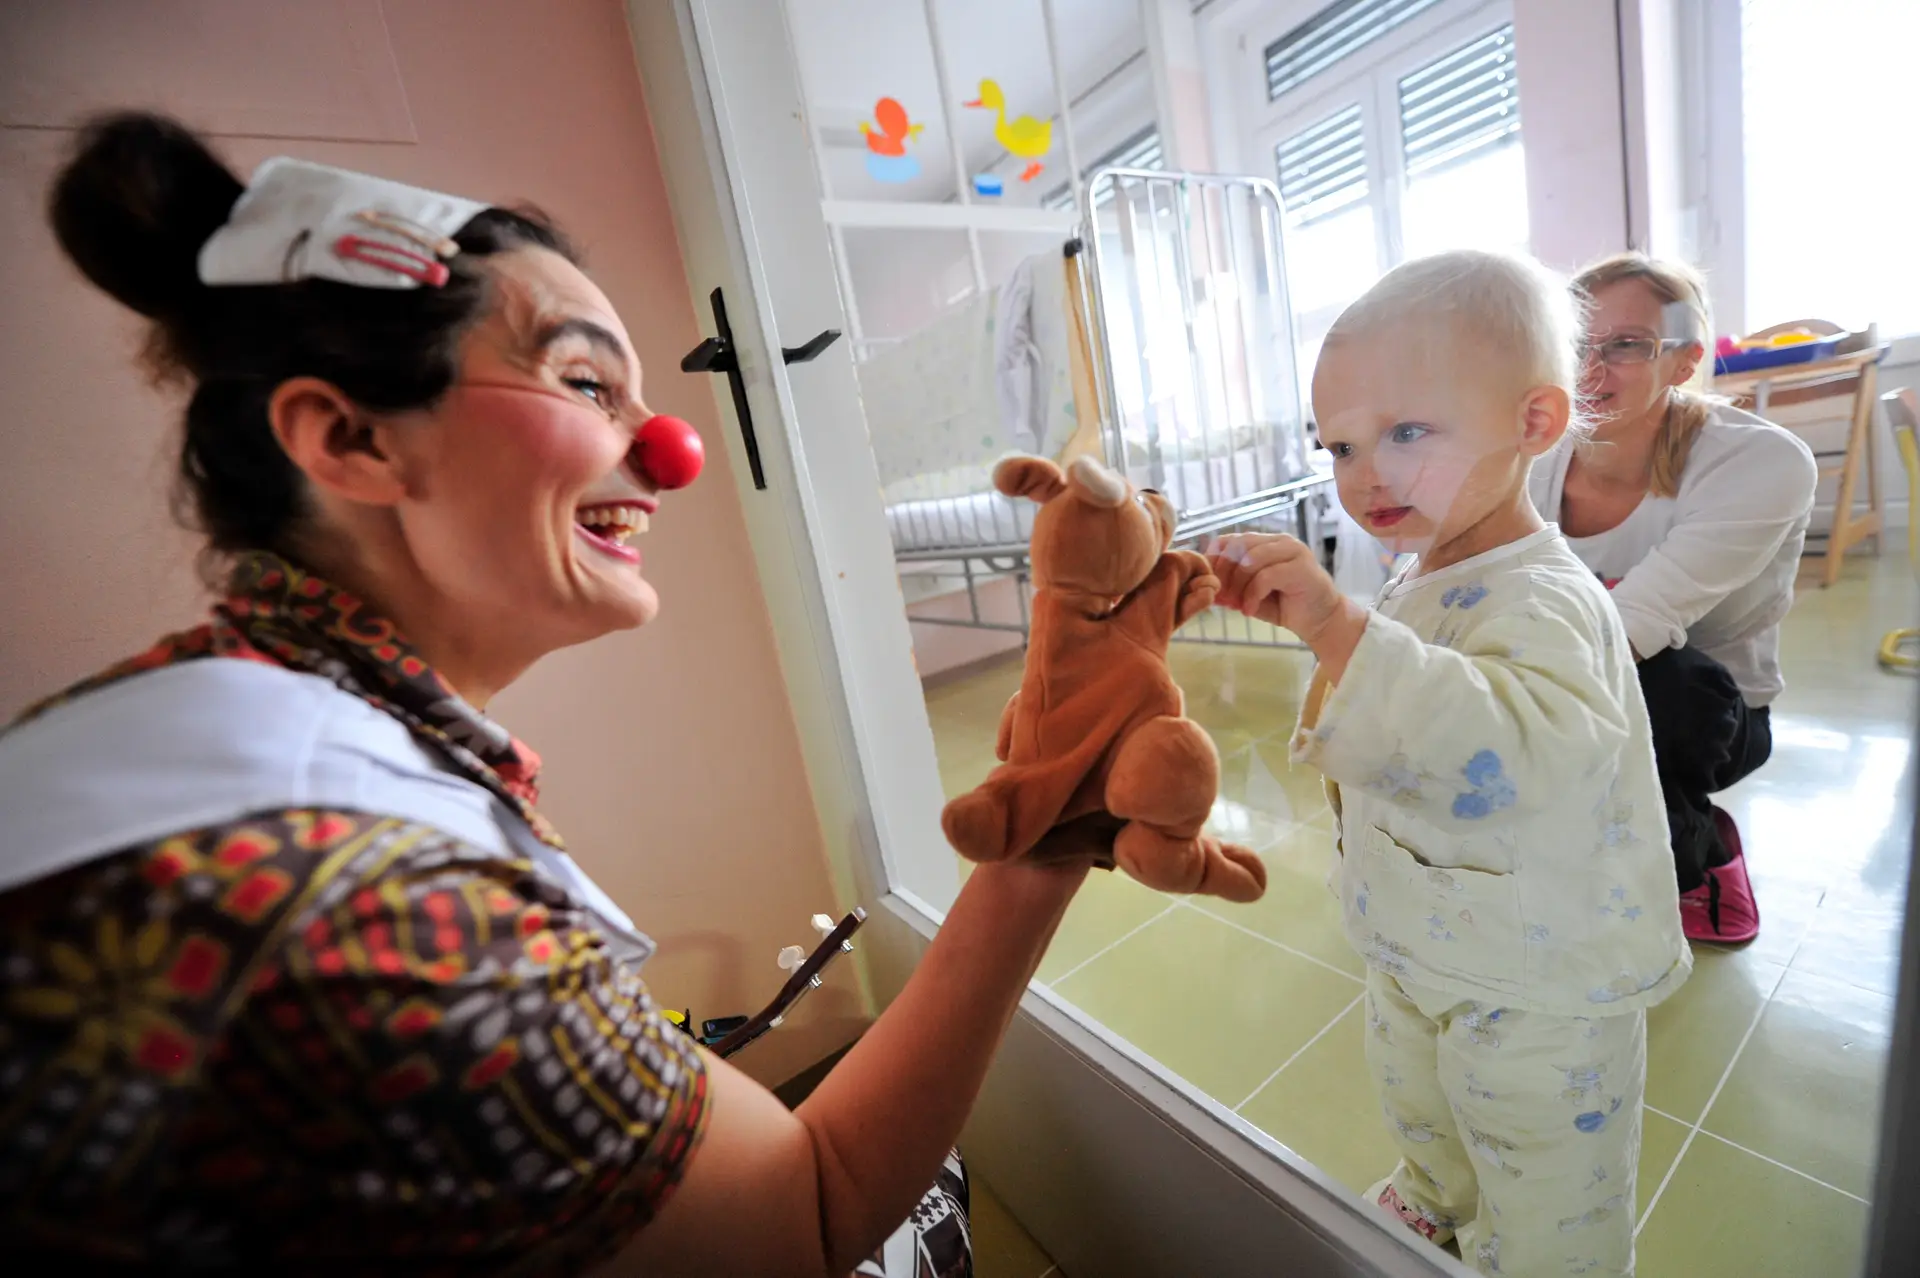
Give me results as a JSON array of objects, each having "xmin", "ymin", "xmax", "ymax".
[
  {"xmin": 861, "ymin": 97, "xmax": 924, "ymax": 183},
  {"xmin": 963, "ymin": 78, "xmax": 1050, "ymax": 182}
]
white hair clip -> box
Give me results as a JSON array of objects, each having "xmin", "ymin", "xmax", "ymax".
[{"xmin": 197, "ymin": 156, "xmax": 488, "ymax": 291}]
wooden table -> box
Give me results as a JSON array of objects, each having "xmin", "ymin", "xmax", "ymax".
[{"xmin": 1713, "ymin": 346, "xmax": 1886, "ymax": 587}]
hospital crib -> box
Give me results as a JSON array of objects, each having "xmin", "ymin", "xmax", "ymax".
[{"xmin": 859, "ymin": 168, "xmax": 1333, "ymax": 649}]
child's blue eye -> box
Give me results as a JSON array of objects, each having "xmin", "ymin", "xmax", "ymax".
[
  {"xmin": 1389, "ymin": 422, "xmax": 1432, "ymax": 445},
  {"xmin": 1329, "ymin": 442, "xmax": 1354, "ymax": 460}
]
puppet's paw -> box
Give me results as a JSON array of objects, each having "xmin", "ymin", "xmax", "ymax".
[
  {"xmin": 942, "ymin": 789, "xmax": 1013, "ymax": 862},
  {"xmin": 1203, "ymin": 838, "xmax": 1268, "ymax": 903}
]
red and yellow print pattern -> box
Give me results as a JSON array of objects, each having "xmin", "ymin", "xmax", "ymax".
[{"xmin": 0, "ymin": 556, "xmax": 707, "ymax": 1272}]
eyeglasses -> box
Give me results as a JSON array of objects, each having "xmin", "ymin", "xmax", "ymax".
[{"xmin": 1579, "ymin": 336, "xmax": 1691, "ymax": 366}]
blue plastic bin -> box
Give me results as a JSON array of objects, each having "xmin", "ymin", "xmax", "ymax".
[{"xmin": 1714, "ymin": 338, "xmax": 1839, "ymax": 377}]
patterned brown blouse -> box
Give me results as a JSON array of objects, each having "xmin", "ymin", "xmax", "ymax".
[{"xmin": 0, "ymin": 555, "xmax": 707, "ymax": 1274}]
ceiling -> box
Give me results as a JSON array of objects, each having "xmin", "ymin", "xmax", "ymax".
[{"xmin": 788, "ymin": 0, "xmax": 1145, "ymax": 204}]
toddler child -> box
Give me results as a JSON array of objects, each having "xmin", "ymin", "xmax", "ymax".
[{"xmin": 1210, "ymin": 250, "xmax": 1689, "ymax": 1277}]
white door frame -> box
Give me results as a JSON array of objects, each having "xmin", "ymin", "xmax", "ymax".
[{"xmin": 626, "ymin": 2, "xmax": 1458, "ymax": 1272}]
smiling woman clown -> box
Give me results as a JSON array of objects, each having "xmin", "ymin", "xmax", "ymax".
[{"xmin": 0, "ymin": 113, "xmax": 1104, "ymax": 1276}]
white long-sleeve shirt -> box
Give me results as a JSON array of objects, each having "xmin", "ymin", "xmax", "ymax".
[
  {"xmin": 1528, "ymin": 406, "xmax": 1818, "ymax": 706},
  {"xmin": 1294, "ymin": 527, "xmax": 1691, "ymax": 1016}
]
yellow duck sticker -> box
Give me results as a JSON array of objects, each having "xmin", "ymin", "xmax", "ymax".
[{"xmin": 964, "ymin": 78, "xmax": 1051, "ymax": 182}]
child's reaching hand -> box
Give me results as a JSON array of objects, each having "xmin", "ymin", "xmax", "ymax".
[
  {"xmin": 1206, "ymin": 533, "xmax": 1341, "ymax": 630},
  {"xmin": 1207, "ymin": 533, "xmax": 1371, "ymax": 680}
]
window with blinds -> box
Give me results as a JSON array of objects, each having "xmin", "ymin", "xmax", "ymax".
[
  {"xmin": 1041, "ymin": 125, "xmax": 1164, "ymax": 212},
  {"xmin": 1398, "ymin": 23, "xmax": 1519, "ymax": 178},
  {"xmin": 1273, "ymin": 104, "xmax": 1368, "ymax": 225},
  {"xmin": 1264, "ymin": 0, "xmax": 1446, "ymax": 100}
]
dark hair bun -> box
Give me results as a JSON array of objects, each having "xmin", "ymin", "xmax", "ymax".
[
  {"xmin": 49, "ymin": 112, "xmax": 244, "ymax": 320},
  {"xmin": 42, "ymin": 111, "xmax": 575, "ymax": 566}
]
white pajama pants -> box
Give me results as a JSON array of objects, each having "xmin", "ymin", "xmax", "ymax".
[{"xmin": 1364, "ymin": 968, "xmax": 1646, "ymax": 1277}]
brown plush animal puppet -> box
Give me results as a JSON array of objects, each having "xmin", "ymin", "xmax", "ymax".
[{"xmin": 941, "ymin": 455, "xmax": 1268, "ymax": 903}]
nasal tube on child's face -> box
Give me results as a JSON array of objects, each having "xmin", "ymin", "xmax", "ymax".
[{"xmin": 629, "ymin": 414, "xmax": 705, "ymax": 490}]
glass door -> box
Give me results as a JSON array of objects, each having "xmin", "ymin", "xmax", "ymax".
[
  {"xmin": 641, "ymin": 0, "xmax": 1920, "ymax": 1273},
  {"xmin": 657, "ymin": 4, "xmax": 1455, "ymax": 1274}
]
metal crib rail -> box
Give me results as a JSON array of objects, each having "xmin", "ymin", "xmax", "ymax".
[
  {"xmin": 1080, "ymin": 166, "xmax": 1313, "ymax": 538},
  {"xmin": 877, "ymin": 166, "xmax": 1331, "ymax": 652}
]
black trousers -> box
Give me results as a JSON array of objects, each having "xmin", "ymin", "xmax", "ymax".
[{"xmin": 1638, "ymin": 645, "xmax": 1773, "ymax": 894}]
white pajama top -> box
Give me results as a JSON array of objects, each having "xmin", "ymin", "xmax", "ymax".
[{"xmin": 1293, "ymin": 527, "xmax": 1692, "ymax": 1017}]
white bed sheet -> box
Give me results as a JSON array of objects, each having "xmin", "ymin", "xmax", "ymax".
[{"xmin": 887, "ymin": 488, "xmax": 1035, "ymax": 552}]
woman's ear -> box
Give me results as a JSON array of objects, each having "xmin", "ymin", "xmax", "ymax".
[
  {"xmin": 1668, "ymin": 341, "xmax": 1705, "ymax": 389},
  {"xmin": 268, "ymin": 377, "xmax": 408, "ymax": 508},
  {"xmin": 1519, "ymin": 384, "xmax": 1572, "ymax": 457}
]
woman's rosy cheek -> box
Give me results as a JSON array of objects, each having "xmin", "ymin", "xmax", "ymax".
[{"xmin": 455, "ymin": 386, "xmax": 622, "ymax": 485}]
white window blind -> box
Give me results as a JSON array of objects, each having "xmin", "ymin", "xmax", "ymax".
[
  {"xmin": 1042, "ymin": 125, "xmax": 1164, "ymax": 212},
  {"xmin": 1265, "ymin": 0, "xmax": 1446, "ymax": 100},
  {"xmin": 1274, "ymin": 104, "xmax": 1369, "ymax": 225},
  {"xmin": 1398, "ymin": 23, "xmax": 1519, "ymax": 178}
]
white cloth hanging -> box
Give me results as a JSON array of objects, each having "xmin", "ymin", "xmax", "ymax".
[{"xmin": 994, "ymin": 254, "xmax": 1045, "ymax": 455}]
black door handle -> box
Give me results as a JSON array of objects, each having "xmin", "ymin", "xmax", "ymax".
[
  {"xmin": 682, "ymin": 335, "xmax": 736, "ymax": 375},
  {"xmin": 781, "ymin": 329, "xmax": 841, "ymax": 365},
  {"xmin": 680, "ymin": 294, "xmax": 842, "ymax": 492},
  {"xmin": 680, "ymin": 288, "xmax": 764, "ymax": 489}
]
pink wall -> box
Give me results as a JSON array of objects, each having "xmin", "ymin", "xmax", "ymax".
[{"xmin": 0, "ymin": 0, "xmax": 860, "ymax": 1085}]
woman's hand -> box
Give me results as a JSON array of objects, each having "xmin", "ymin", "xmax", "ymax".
[{"xmin": 1207, "ymin": 534, "xmax": 1370, "ymax": 680}]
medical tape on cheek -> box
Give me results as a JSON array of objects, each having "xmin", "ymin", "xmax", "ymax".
[{"xmin": 1660, "ymin": 300, "xmax": 1703, "ymax": 344}]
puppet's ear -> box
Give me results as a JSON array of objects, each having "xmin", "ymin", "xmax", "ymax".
[
  {"xmin": 993, "ymin": 454, "xmax": 1068, "ymax": 503},
  {"xmin": 1066, "ymin": 455, "xmax": 1128, "ymax": 508}
]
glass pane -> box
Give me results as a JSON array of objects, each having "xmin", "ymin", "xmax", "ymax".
[
  {"xmin": 1285, "ymin": 202, "xmax": 1380, "ymax": 389},
  {"xmin": 788, "ymin": 2, "xmax": 960, "ymax": 204},
  {"xmin": 850, "ymin": 228, "xmax": 1057, "ymax": 756},
  {"xmin": 1399, "ymin": 140, "xmax": 1531, "ymax": 260},
  {"xmin": 1273, "ymin": 104, "xmax": 1382, "ymax": 392},
  {"xmin": 841, "ymin": 226, "xmax": 981, "ymax": 343},
  {"xmin": 779, "ymin": 3, "xmax": 1919, "ymax": 1269}
]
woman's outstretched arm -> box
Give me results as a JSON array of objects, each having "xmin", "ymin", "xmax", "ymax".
[{"xmin": 613, "ymin": 851, "xmax": 1092, "ymax": 1276}]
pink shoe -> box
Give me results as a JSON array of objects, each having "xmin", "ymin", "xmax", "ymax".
[
  {"xmin": 1367, "ymin": 1177, "xmax": 1454, "ymax": 1245},
  {"xmin": 1679, "ymin": 808, "xmax": 1760, "ymax": 945}
]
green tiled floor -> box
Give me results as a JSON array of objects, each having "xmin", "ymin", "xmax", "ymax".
[{"xmin": 926, "ymin": 553, "xmax": 1914, "ymax": 1277}]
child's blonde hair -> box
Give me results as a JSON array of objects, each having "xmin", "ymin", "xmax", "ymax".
[
  {"xmin": 1573, "ymin": 252, "xmax": 1715, "ymax": 498},
  {"xmin": 1324, "ymin": 248, "xmax": 1589, "ymax": 439}
]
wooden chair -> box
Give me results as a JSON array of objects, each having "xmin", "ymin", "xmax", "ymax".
[
  {"xmin": 1713, "ymin": 320, "xmax": 1885, "ymax": 587},
  {"xmin": 1878, "ymin": 388, "xmax": 1918, "ymax": 672}
]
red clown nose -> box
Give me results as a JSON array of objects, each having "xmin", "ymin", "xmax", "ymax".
[{"xmin": 630, "ymin": 414, "xmax": 704, "ymax": 490}]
